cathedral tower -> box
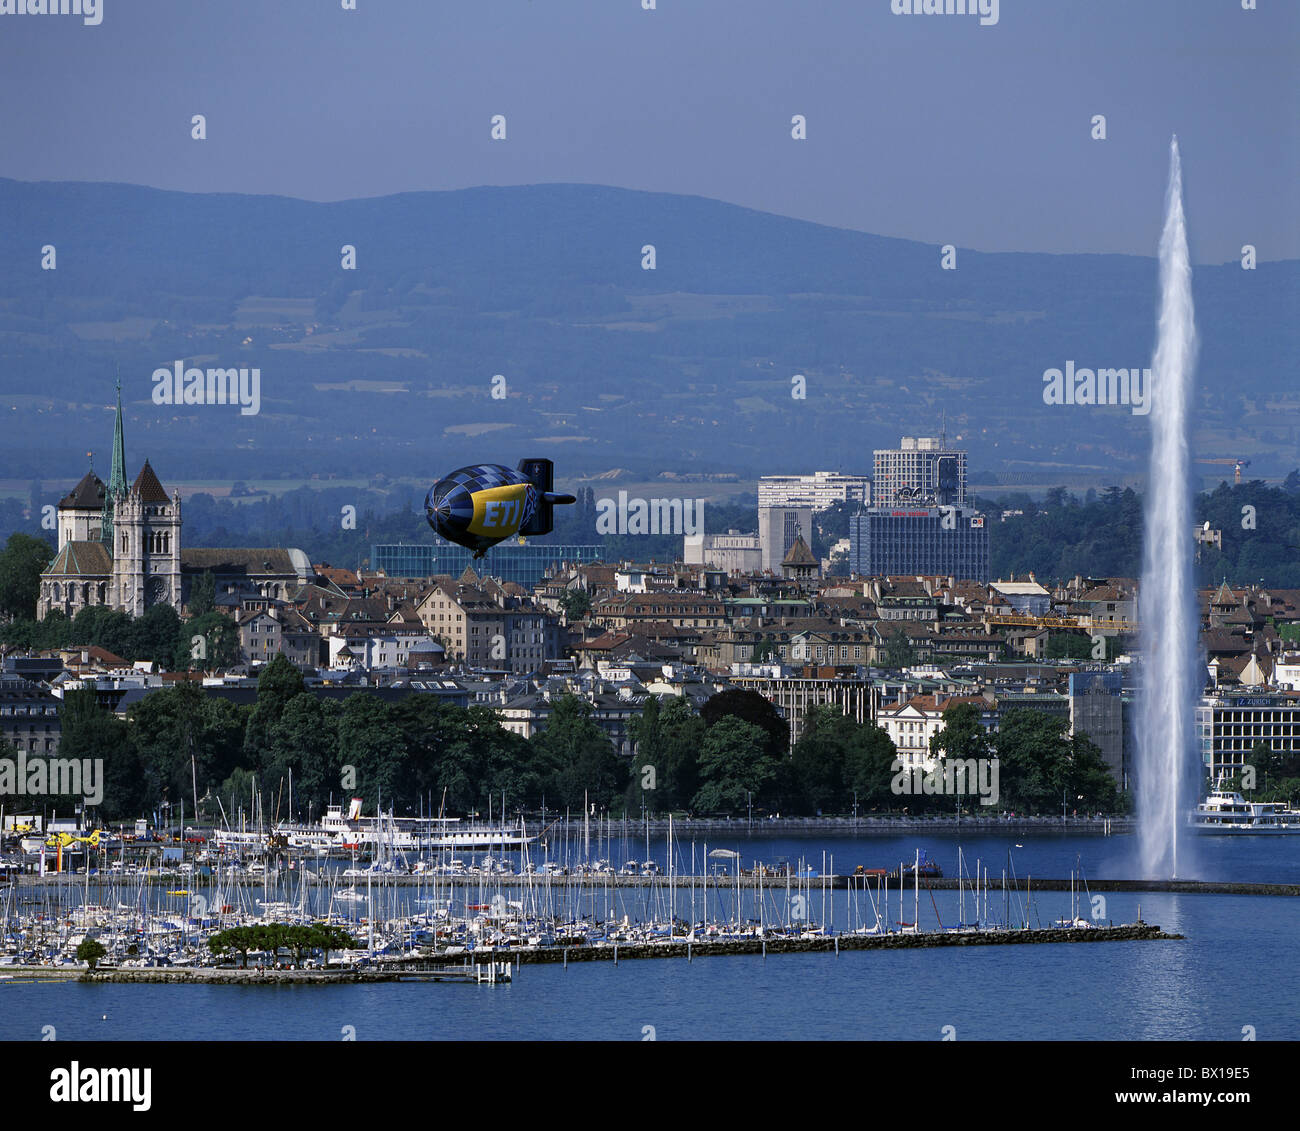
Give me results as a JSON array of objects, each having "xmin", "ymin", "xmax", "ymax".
[
  {"xmin": 101, "ymin": 376, "xmax": 128, "ymax": 546},
  {"xmin": 110, "ymin": 460, "xmax": 183, "ymax": 616}
]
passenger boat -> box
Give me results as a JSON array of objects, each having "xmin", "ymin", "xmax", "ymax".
[
  {"xmin": 1189, "ymin": 780, "xmax": 1300, "ymax": 834},
  {"xmin": 278, "ymin": 798, "xmax": 535, "ymax": 853}
]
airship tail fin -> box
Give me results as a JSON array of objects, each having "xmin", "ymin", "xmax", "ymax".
[{"xmin": 517, "ymin": 458, "xmax": 576, "ymax": 535}]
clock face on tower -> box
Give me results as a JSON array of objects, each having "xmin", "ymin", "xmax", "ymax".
[{"xmin": 148, "ymin": 577, "xmax": 166, "ymax": 605}]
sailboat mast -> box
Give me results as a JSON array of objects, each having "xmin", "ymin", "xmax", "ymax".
[
  {"xmin": 914, "ymin": 848, "xmax": 919, "ymax": 932},
  {"xmin": 668, "ymin": 812, "xmax": 674, "ymax": 928}
]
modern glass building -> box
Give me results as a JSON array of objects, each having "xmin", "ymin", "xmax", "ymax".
[
  {"xmin": 370, "ymin": 542, "xmax": 603, "ymax": 587},
  {"xmin": 1068, "ymin": 669, "xmax": 1127, "ymax": 784},
  {"xmin": 1195, "ymin": 692, "xmax": 1300, "ymax": 781},
  {"xmin": 848, "ymin": 506, "xmax": 989, "ymax": 582}
]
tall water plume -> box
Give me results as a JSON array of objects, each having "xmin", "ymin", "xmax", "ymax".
[{"xmin": 1136, "ymin": 136, "xmax": 1200, "ymax": 878}]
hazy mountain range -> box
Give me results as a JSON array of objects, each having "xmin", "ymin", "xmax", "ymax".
[{"xmin": 1, "ymin": 177, "xmax": 1296, "ymax": 497}]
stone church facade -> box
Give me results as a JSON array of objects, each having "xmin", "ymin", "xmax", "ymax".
[
  {"xmin": 38, "ymin": 461, "xmax": 182, "ymax": 619},
  {"xmin": 37, "ymin": 386, "xmax": 310, "ymax": 621}
]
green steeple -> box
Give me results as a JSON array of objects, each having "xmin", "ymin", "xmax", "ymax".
[{"xmin": 101, "ymin": 375, "xmax": 127, "ymax": 545}]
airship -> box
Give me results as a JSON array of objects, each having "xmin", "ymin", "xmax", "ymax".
[{"xmin": 425, "ymin": 458, "xmax": 576, "ymax": 558}]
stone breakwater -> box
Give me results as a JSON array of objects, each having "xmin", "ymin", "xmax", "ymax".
[
  {"xmin": 69, "ymin": 924, "xmax": 1180, "ymax": 983},
  {"xmin": 79, "ymin": 967, "xmax": 407, "ymax": 984},
  {"xmin": 76, "ymin": 964, "xmax": 501, "ymax": 984},
  {"xmin": 520, "ymin": 923, "xmax": 1180, "ymax": 963}
]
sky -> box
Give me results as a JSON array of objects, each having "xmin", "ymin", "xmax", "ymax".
[{"xmin": 0, "ymin": 0, "xmax": 1296, "ymax": 263}]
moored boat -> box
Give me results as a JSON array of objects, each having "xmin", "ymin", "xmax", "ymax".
[{"xmin": 1189, "ymin": 779, "xmax": 1300, "ymax": 834}]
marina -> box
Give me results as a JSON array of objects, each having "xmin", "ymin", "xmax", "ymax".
[
  {"xmin": 2, "ymin": 832, "xmax": 1296, "ymax": 1042},
  {"xmin": 0, "ymin": 833, "xmax": 1180, "ymax": 977}
]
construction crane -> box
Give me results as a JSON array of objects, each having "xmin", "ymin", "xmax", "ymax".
[{"xmin": 1196, "ymin": 457, "xmax": 1251, "ymax": 485}]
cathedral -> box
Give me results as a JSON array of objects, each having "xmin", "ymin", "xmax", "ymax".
[{"xmin": 37, "ymin": 384, "xmax": 311, "ymax": 621}]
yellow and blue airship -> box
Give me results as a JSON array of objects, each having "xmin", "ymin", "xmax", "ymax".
[{"xmin": 425, "ymin": 458, "xmax": 576, "ymax": 558}]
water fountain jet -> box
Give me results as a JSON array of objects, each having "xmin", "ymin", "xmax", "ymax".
[{"xmin": 1136, "ymin": 136, "xmax": 1200, "ymax": 879}]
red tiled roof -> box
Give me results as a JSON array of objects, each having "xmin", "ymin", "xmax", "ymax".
[{"xmin": 132, "ymin": 460, "xmax": 170, "ymax": 503}]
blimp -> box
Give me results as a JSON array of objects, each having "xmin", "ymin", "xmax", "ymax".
[{"xmin": 425, "ymin": 458, "xmax": 576, "ymax": 558}]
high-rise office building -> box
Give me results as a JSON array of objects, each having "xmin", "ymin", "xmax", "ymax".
[
  {"xmin": 872, "ymin": 436, "xmax": 967, "ymax": 508},
  {"xmin": 849, "ymin": 506, "xmax": 988, "ymax": 582},
  {"xmin": 1069, "ymin": 670, "xmax": 1126, "ymax": 784},
  {"xmin": 758, "ymin": 506, "xmax": 813, "ymax": 573},
  {"xmin": 758, "ymin": 472, "xmax": 871, "ymax": 512},
  {"xmin": 851, "ymin": 432, "xmax": 986, "ymax": 580}
]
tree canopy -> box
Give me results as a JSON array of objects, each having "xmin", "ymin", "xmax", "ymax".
[{"xmin": 0, "ymin": 532, "xmax": 53, "ymax": 621}]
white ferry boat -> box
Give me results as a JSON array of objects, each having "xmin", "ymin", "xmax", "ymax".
[
  {"xmin": 1189, "ymin": 781, "xmax": 1300, "ymax": 834},
  {"xmin": 279, "ymin": 798, "xmax": 535, "ymax": 853}
]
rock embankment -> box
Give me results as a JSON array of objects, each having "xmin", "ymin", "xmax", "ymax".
[{"xmin": 71, "ymin": 923, "xmax": 1180, "ymax": 982}]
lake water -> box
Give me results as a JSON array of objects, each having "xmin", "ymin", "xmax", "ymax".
[{"xmin": 3, "ymin": 831, "xmax": 1297, "ymax": 1041}]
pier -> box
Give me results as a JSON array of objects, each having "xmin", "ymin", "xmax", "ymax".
[
  {"xmin": 520, "ymin": 922, "xmax": 1179, "ymax": 962},
  {"xmin": 59, "ymin": 959, "xmax": 515, "ymax": 984},
  {"xmin": 0, "ymin": 922, "xmax": 1181, "ymax": 985}
]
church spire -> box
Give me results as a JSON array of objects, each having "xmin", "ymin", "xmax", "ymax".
[{"xmin": 101, "ymin": 373, "xmax": 127, "ymax": 545}]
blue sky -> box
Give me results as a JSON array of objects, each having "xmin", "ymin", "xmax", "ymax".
[{"xmin": 1, "ymin": 0, "xmax": 1296, "ymax": 261}]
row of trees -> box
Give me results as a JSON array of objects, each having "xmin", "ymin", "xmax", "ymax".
[
  {"xmin": 74, "ymin": 921, "xmax": 359, "ymax": 969},
  {"xmin": 984, "ymin": 480, "xmax": 1300, "ymax": 588},
  {"xmin": 628, "ymin": 696, "xmax": 1122, "ymax": 816},
  {"xmin": 13, "ymin": 655, "xmax": 635, "ymax": 821},
  {"xmin": 206, "ymin": 923, "xmax": 359, "ymax": 967},
  {"xmin": 0, "ymin": 598, "xmax": 240, "ymax": 671},
  {"xmin": 0, "ymin": 533, "xmax": 54, "ymax": 621},
  {"xmin": 11, "ymin": 655, "xmax": 1129, "ymax": 824},
  {"xmin": 0, "ymin": 535, "xmax": 241, "ymax": 671}
]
